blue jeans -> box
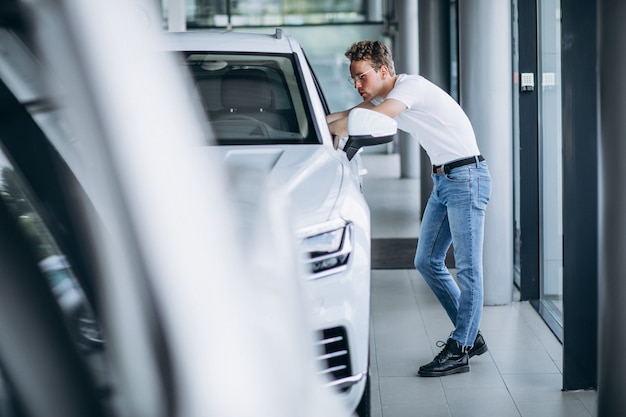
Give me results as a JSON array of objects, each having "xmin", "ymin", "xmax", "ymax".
[{"xmin": 414, "ymin": 160, "xmax": 491, "ymax": 349}]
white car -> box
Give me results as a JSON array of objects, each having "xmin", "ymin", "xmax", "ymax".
[{"xmin": 162, "ymin": 30, "xmax": 396, "ymax": 417}]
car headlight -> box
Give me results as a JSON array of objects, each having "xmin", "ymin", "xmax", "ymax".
[{"xmin": 299, "ymin": 220, "xmax": 353, "ymax": 279}]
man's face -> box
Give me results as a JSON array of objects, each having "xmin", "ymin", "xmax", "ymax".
[{"xmin": 349, "ymin": 60, "xmax": 380, "ymax": 102}]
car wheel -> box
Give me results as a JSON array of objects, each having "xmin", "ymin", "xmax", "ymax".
[{"xmin": 355, "ymin": 367, "xmax": 370, "ymax": 417}]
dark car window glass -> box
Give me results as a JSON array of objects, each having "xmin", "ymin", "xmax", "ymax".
[
  {"xmin": 0, "ymin": 367, "xmax": 20, "ymax": 416},
  {"xmin": 182, "ymin": 52, "xmax": 320, "ymax": 145},
  {"xmin": 0, "ymin": 144, "xmax": 112, "ymax": 413},
  {"xmin": 0, "ymin": 27, "xmax": 111, "ymax": 413}
]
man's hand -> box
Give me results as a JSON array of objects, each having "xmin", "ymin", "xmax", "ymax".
[
  {"xmin": 334, "ymin": 136, "xmax": 348, "ymax": 151},
  {"xmin": 329, "ymin": 117, "xmax": 349, "ymax": 138}
]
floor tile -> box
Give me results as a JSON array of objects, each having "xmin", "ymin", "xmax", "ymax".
[
  {"xmin": 381, "ymin": 403, "xmax": 451, "ymax": 417},
  {"xmin": 516, "ymin": 399, "xmax": 593, "ymax": 417},
  {"xmin": 379, "ymin": 376, "xmax": 446, "ymax": 405},
  {"xmin": 502, "ymin": 373, "xmax": 568, "ymax": 402},
  {"xmin": 445, "ymin": 387, "xmax": 521, "ymax": 417}
]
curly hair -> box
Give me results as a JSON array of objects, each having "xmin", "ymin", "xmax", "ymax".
[{"xmin": 345, "ymin": 40, "xmax": 396, "ymax": 76}]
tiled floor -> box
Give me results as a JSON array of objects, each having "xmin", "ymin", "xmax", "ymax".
[{"xmin": 360, "ymin": 153, "xmax": 597, "ymax": 417}]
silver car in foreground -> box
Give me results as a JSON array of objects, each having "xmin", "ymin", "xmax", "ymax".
[{"xmin": 0, "ymin": 0, "xmax": 354, "ymax": 416}]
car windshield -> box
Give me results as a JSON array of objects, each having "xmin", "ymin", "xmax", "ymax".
[{"xmin": 182, "ymin": 52, "xmax": 319, "ymax": 145}]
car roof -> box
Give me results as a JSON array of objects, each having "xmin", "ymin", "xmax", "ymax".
[{"xmin": 161, "ymin": 29, "xmax": 299, "ymax": 54}]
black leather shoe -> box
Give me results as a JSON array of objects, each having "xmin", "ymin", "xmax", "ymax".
[
  {"xmin": 417, "ymin": 338, "xmax": 469, "ymax": 377},
  {"xmin": 469, "ymin": 332, "xmax": 488, "ymax": 358}
]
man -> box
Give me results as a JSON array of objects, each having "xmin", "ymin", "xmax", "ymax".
[{"xmin": 327, "ymin": 40, "xmax": 491, "ymax": 377}]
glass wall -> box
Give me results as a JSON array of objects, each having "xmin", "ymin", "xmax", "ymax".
[
  {"xmin": 162, "ymin": 0, "xmax": 369, "ymax": 27},
  {"xmin": 538, "ymin": 0, "xmax": 563, "ymax": 328},
  {"xmin": 512, "ymin": 0, "xmax": 521, "ymax": 288}
]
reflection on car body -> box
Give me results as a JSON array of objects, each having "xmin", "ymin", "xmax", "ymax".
[
  {"xmin": 0, "ymin": 159, "xmax": 104, "ymax": 352},
  {"xmin": 39, "ymin": 255, "xmax": 104, "ymax": 351}
]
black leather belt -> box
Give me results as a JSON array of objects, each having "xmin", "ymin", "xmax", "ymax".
[{"xmin": 433, "ymin": 155, "xmax": 485, "ymax": 175}]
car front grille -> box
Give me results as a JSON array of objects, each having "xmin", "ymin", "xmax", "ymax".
[{"xmin": 316, "ymin": 327, "xmax": 353, "ymax": 392}]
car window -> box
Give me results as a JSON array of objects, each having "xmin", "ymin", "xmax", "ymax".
[
  {"xmin": 0, "ymin": 150, "xmax": 107, "ymax": 356},
  {"xmin": 0, "ymin": 140, "xmax": 110, "ymax": 397},
  {"xmin": 0, "ymin": 27, "xmax": 112, "ymax": 415},
  {"xmin": 0, "ymin": 367, "xmax": 19, "ymax": 416},
  {"xmin": 304, "ymin": 51, "xmax": 332, "ymax": 116},
  {"xmin": 182, "ymin": 52, "xmax": 320, "ymax": 145}
]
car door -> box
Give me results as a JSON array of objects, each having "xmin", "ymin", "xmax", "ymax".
[{"xmin": 0, "ymin": 1, "xmax": 352, "ymax": 417}]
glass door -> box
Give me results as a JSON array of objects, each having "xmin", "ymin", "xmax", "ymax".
[
  {"xmin": 538, "ymin": 0, "xmax": 563, "ymax": 330},
  {"xmin": 512, "ymin": 0, "xmax": 521, "ymax": 288}
]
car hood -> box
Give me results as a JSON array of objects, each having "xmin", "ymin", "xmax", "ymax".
[{"xmin": 200, "ymin": 145, "xmax": 344, "ymax": 230}]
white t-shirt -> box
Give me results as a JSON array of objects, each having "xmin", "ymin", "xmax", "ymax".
[{"xmin": 372, "ymin": 74, "xmax": 480, "ymax": 166}]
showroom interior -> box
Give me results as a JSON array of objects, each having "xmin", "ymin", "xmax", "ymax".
[
  {"xmin": 2, "ymin": 0, "xmax": 624, "ymax": 415},
  {"xmin": 160, "ymin": 0, "xmax": 626, "ymax": 415}
]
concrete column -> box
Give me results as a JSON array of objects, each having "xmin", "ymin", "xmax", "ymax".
[
  {"xmin": 598, "ymin": 1, "xmax": 626, "ymax": 415},
  {"xmin": 418, "ymin": 0, "xmax": 450, "ymax": 215},
  {"xmin": 168, "ymin": 0, "xmax": 186, "ymax": 32},
  {"xmin": 367, "ymin": 0, "xmax": 383, "ymax": 21},
  {"xmin": 393, "ymin": 0, "xmax": 420, "ymax": 178},
  {"xmin": 458, "ymin": 1, "xmax": 513, "ymax": 305}
]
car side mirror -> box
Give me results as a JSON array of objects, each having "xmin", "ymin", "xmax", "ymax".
[{"xmin": 344, "ymin": 108, "xmax": 397, "ymax": 161}]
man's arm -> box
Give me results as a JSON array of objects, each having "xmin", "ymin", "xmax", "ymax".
[
  {"xmin": 368, "ymin": 98, "xmax": 407, "ymax": 119},
  {"xmin": 328, "ymin": 99, "xmax": 406, "ymax": 147},
  {"xmin": 326, "ymin": 109, "xmax": 351, "ymax": 124},
  {"xmin": 327, "ymin": 102, "xmax": 375, "ymax": 140}
]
